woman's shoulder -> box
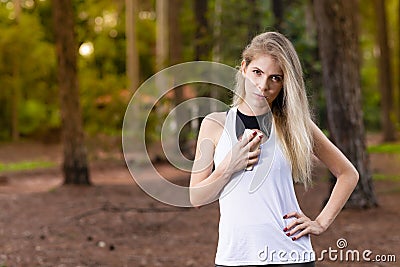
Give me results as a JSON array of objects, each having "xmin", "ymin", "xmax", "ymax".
[
  {"xmin": 204, "ymin": 111, "xmax": 227, "ymax": 124},
  {"xmin": 200, "ymin": 111, "xmax": 228, "ymax": 143},
  {"xmin": 203, "ymin": 110, "xmax": 229, "ymax": 130}
]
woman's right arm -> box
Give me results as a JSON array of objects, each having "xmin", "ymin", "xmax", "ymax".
[{"xmin": 189, "ymin": 113, "xmax": 262, "ymax": 207}]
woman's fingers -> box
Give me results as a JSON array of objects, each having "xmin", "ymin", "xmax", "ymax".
[
  {"xmin": 291, "ymin": 227, "xmax": 311, "ymax": 241},
  {"xmin": 283, "ymin": 211, "xmax": 301, "ymax": 219},
  {"xmin": 248, "ymin": 149, "xmax": 261, "ymax": 158},
  {"xmin": 246, "ymin": 157, "xmax": 259, "ymax": 167},
  {"xmin": 284, "ymin": 215, "xmax": 307, "ymax": 230},
  {"xmin": 282, "ymin": 211, "xmax": 325, "ymax": 240},
  {"xmin": 283, "ymin": 212, "xmax": 308, "ymax": 233},
  {"xmin": 240, "ymin": 130, "xmax": 258, "ymax": 146},
  {"xmin": 286, "ymin": 220, "xmax": 309, "ymax": 235},
  {"xmin": 245, "ymin": 132, "xmax": 263, "ymax": 150},
  {"xmin": 232, "ymin": 129, "xmax": 263, "ymax": 171},
  {"xmin": 245, "ymin": 144, "xmax": 262, "ymax": 167},
  {"xmin": 290, "ymin": 221, "xmax": 324, "ymax": 240}
]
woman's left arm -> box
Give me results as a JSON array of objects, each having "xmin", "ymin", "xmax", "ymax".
[{"xmin": 284, "ymin": 119, "xmax": 359, "ymax": 240}]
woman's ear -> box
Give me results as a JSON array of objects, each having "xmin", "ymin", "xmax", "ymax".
[{"xmin": 240, "ymin": 60, "xmax": 247, "ymax": 76}]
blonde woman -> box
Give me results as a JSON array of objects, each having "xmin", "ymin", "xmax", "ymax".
[{"xmin": 190, "ymin": 32, "xmax": 358, "ymax": 266}]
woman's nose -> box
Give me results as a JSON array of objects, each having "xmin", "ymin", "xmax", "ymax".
[{"xmin": 257, "ymin": 78, "xmax": 268, "ymax": 91}]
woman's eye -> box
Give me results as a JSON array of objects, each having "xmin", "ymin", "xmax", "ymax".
[
  {"xmin": 252, "ymin": 69, "xmax": 262, "ymax": 75},
  {"xmin": 270, "ymin": 75, "xmax": 282, "ymax": 82}
]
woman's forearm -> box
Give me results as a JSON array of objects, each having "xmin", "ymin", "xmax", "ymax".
[
  {"xmin": 315, "ymin": 169, "xmax": 359, "ymax": 230},
  {"xmin": 189, "ymin": 163, "xmax": 233, "ymax": 207}
]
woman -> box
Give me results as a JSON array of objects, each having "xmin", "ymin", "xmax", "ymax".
[{"xmin": 189, "ymin": 32, "xmax": 358, "ymax": 266}]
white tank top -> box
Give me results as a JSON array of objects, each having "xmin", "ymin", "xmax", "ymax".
[{"xmin": 214, "ymin": 107, "xmax": 315, "ymax": 265}]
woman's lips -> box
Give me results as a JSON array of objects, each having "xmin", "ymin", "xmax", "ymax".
[{"xmin": 254, "ymin": 93, "xmax": 267, "ymax": 99}]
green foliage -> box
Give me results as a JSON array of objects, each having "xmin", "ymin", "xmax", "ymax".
[
  {"xmin": 368, "ymin": 143, "xmax": 400, "ymax": 154},
  {"xmin": 373, "ymin": 173, "xmax": 400, "ymax": 181},
  {"xmin": 215, "ymin": 0, "xmax": 273, "ymax": 67},
  {"xmin": 276, "ymin": 1, "xmax": 325, "ymax": 127},
  {"xmin": 136, "ymin": 8, "xmax": 156, "ymax": 81},
  {"xmin": 18, "ymin": 99, "xmax": 47, "ymax": 135},
  {"xmin": 0, "ymin": 1, "xmax": 57, "ymax": 139},
  {"xmin": 0, "ymin": 0, "xmax": 398, "ymax": 142},
  {"xmin": 0, "ymin": 160, "xmax": 55, "ymax": 173},
  {"xmin": 74, "ymin": 0, "xmax": 157, "ymax": 136},
  {"xmin": 386, "ymin": 0, "xmax": 400, "ymax": 125},
  {"xmin": 359, "ymin": 1, "xmax": 381, "ymax": 131},
  {"xmin": 359, "ymin": 0, "xmax": 399, "ymax": 131}
]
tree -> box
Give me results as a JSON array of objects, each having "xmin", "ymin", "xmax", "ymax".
[
  {"xmin": 156, "ymin": 0, "xmax": 168, "ymax": 70},
  {"xmin": 126, "ymin": 0, "xmax": 139, "ymax": 92},
  {"xmin": 272, "ymin": 0, "xmax": 284, "ymax": 32},
  {"xmin": 374, "ymin": 0, "xmax": 397, "ymax": 141},
  {"xmin": 168, "ymin": 0, "xmax": 191, "ymax": 154},
  {"xmin": 193, "ymin": 0, "xmax": 209, "ymax": 61},
  {"xmin": 398, "ymin": 0, "xmax": 400, "ymax": 123},
  {"xmin": 313, "ymin": 0, "xmax": 378, "ymax": 208},
  {"xmin": 52, "ymin": 0, "xmax": 90, "ymax": 185},
  {"xmin": 247, "ymin": 0, "xmax": 261, "ymax": 42},
  {"xmin": 168, "ymin": 0, "xmax": 183, "ymax": 66},
  {"xmin": 11, "ymin": 0, "xmax": 21, "ymax": 141},
  {"xmin": 212, "ymin": 0, "xmax": 222, "ymax": 62}
]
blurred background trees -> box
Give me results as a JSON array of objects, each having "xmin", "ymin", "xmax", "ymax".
[
  {"xmin": 0, "ymin": 0, "xmax": 399, "ymax": 203},
  {"xmin": 314, "ymin": 0, "xmax": 377, "ymax": 208},
  {"xmin": 52, "ymin": 0, "xmax": 90, "ymax": 184},
  {"xmin": 0, "ymin": 0, "xmax": 398, "ymax": 142}
]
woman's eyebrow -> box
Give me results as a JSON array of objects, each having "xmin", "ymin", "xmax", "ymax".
[
  {"xmin": 268, "ymin": 74, "xmax": 283, "ymax": 78},
  {"xmin": 252, "ymin": 67, "xmax": 283, "ymax": 76},
  {"xmin": 252, "ymin": 67, "xmax": 264, "ymax": 73}
]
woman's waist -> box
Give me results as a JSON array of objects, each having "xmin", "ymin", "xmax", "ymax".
[
  {"xmin": 217, "ymin": 220, "xmax": 313, "ymax": 252},
  {"xmin": 218, "ymin": 196, "xmax": 302, "ymax": 229}
]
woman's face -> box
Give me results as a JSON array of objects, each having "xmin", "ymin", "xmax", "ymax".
[{"xmin": 241, "ymin": 54, "xmax": 283, "ymax": 109}]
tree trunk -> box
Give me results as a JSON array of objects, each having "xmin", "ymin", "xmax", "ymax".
[
  {"xmin": 52, "ymin": 0, "xmax": 90, "ymax": 185},
  {"xmin": 194, "ymin": 0, "xmax": 209, "ymax": 61},
  {"xmin": 193, "ymin": 0, "xmax": 211, "ymax": 116},
  {"xmin": 11, "ymin": 56, "xmax": 20, "ymax": 141},
  {"xmin": 168, "ymin": 0, "xmax": 183, "ymax": 102},
  {"xmin": 306, "ymin": 0, "xmax": 323, "ymax": 126},
  {"xmin": 168, "ymin": 0, "xmax": 182, "ymax": 66},
  {"xmin": 11, "ymin": 0, "xmax": 21, "ymax": 141},
  {"xmin": 398, "ymin": 0, "xmax": 400, "ymax": 123},
  {"xmin": 169, "ymin": 0, "xmax": 190, "ymax": 154},
  {"xmin": 314, "ymin": 0, "xmax": 377, "ymax": 208},
  {"xmin": 247, "ymin": 0, "xmax": 261, "ymax": 42},
  {"xmin": 156, "ymin": 0, "xmax": 168, "ymax": 70},
  {"xmin": 210, "ymin": 0, "xmax": 222, "ymax": 113},
  {"xmin": 126, "ymin": 0, "xmax": 139, "ymax": 92},
  {"xmin": 272, "ymin": 0, "xmax": 284, "ymax": 32},
  {"xmin": 212, "ymin": 0, "xmax": 222, "ymax": 62},
  {"xmin": 374, "ymin": 0, "xmax": 397, "ymax": 141}
]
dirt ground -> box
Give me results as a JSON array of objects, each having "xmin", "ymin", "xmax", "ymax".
[{"xmin": 0, "ymin": 138, "xmax": 399, "ymax": 267}]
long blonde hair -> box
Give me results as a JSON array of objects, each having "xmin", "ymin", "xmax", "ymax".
[{"xmin": 233, "ymin": 32, "xmax": 314, "ymax": 188}]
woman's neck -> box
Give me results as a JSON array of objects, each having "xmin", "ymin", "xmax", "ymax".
[{"xmin": 237, "ymin": 103, "xmax": 271, "ymax": 116}]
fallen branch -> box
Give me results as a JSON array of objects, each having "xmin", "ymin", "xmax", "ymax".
[{"xmin": 69, "ymin": 202, "xmax": 190, "ymax": 221}]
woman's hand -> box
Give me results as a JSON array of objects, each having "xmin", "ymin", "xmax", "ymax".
[
  {"xmin": 283, "ymin": 212, "xmax": 327, "ymax": 241},
  {"xmin": 220, "ymin": 129, "xmax": 263, "ymax": 175}
]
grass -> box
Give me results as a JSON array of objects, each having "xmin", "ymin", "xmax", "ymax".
[
  {"xmin": 367, "ymin": 142, "xmax": 400, "ymax": 154},
  {"xmin": 372, "ymin": 173, "xmax": 400, "ymax": 181},
  {"xmin": 0, "ymin": 160, "xmax": 55, "ymax": 173}
]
